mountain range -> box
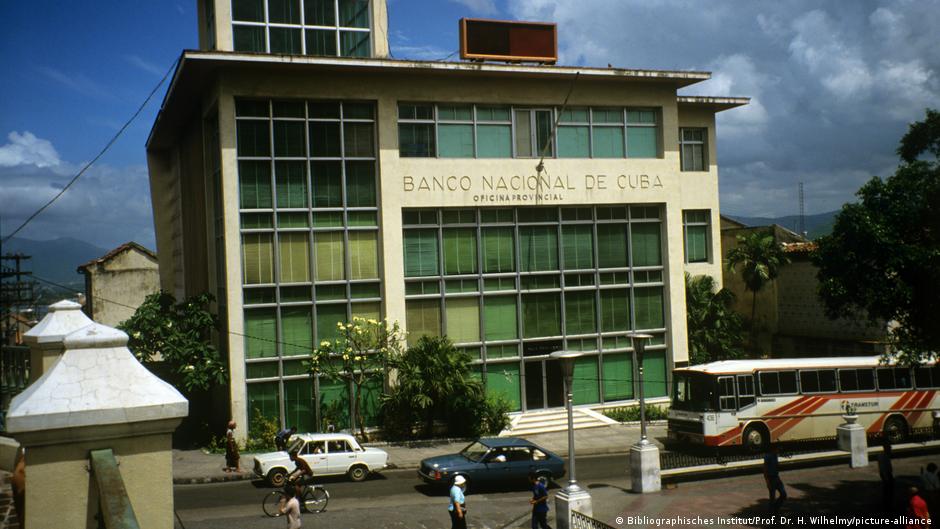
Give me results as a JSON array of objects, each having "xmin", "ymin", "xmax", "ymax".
[
  {"xmin": 2, "ymin": 236, "xmax": 109, "ymax": 289},
  {"xmin": 725, "ymin": 210, "xmax": 839, "ymax": 240}
]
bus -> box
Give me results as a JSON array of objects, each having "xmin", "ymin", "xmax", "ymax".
[{"xmin": 667, "ymin": 356, "xmax": 939, "ymax": 450}]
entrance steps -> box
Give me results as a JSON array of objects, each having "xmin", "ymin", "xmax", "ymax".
[{"xmin": 499, "ymin": 407, "xmax": 618, "ymax": 437}]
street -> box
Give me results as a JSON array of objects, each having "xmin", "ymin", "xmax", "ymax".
[{"xmin": 173, "ymin": 453, "xmax": 631, "ymax": 529}]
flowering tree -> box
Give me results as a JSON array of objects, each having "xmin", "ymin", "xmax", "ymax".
[{"xmin": 310, "ymin": 317, "xmax": 405, "ymax": 438}]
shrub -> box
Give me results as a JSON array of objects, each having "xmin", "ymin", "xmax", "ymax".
[{"xmin": 602, "ymin": 405, "xmax": 669, "ymax": 422}]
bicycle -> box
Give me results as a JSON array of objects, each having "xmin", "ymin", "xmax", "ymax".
[{"xmin": 262, "ymin": 484, "xmax": 330, "ymax": 517}]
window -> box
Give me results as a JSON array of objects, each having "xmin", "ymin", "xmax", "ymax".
[
  {"xmin": 800, "ymin": 369, "xmax": 837, "ymax": 393},
  {"xmin": 877, "ymin": 367, "xmax": 912, "ymax": 390},
  {"xmin": 327, "ymin": 439, "xmax": 352, "ymax": 453},
  {"xmin": 679, "ymin": 128, "xmax": 707, "ymax": 171},
  {"xmin": 758, "ymin": 371, "xmax": 798, "ymax": 395},
  {"xmin": 718, "ymin": 376, "xmax": 736, "ymax": 410},
  {"xmin": 557, "ymin": 108, "xmax": 659, "ymax": 158},
  {"xmin": 839, "ymin": 368, "xmax": 876, "ymax": 392},
  {"xmin": 515, "ymin": 109, "xmax": 553, "ymax": 158},
  {"xmin": 682, "ymin": 210, "xmax": 709, "ymax": 263},
  {"xmin": 232, "ymin": 0, "xmax": 372, "ymax": 57},
  {"xmin": 915, "ymin": 365, "xmax": 940, "ymax": 389},
  {"xmin": 737, "ymin": 375, "xmax": 755, "ymax": 407}
]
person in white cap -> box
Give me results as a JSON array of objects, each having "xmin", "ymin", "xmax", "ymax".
[{"xmin": 449, "ymin": 475, "xmax": 467, "ymax": 529}]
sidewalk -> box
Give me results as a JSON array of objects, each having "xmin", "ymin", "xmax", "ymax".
[{"xmin": 173, "ymin": 423, "xmax": 667, "ymax": 484}]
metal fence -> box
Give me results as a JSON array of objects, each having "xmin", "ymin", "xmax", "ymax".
[
  {"xmin": 0, "ymin": 345, "xmax": 29, "ymax": 430},
  {"xmin": 571, "ymin": 510, "xmax": 618, "ymax": 529}
]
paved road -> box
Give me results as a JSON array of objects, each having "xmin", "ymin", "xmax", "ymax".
[{"xmin": 173, "ymin": 453, "xmax": 631, "ymax": 529}]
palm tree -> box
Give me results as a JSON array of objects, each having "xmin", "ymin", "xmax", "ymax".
[
  {"xmin": 685, "ymin": 274, "xmax": 746, "ymax": 365},
  {"xmin": 726, "ymin": 229, "xmax": 790, "ymax": 334}
]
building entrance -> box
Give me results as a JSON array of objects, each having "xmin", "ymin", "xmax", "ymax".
[{"xmin": 524, "ymin": 359, "xmax": 565, "ymax": 410}]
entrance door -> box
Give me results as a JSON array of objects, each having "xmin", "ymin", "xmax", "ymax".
[{"xmin": 524, "ymin": 360, "xmax": 565, "ymax": 410}]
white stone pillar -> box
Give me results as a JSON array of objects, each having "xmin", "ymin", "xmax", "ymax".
[
  {"xmin": 837, "ymin": 417, "xmax": 868, "ymax": 468},
  {"xmin": 6, "ymin": 321, "xmax": 188, "ymax": 529},
  {"xmin": 630, "ymin": 443, "xmax": 662, "ymax": 493},
  {"xmin": 23, "ymin": 300, "xmax": 94, "ymax": 384}
]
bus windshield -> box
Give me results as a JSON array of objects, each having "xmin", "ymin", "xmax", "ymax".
[{"xmin": 672, "ymin": 372, "xmax": 717, "ymax": 412}]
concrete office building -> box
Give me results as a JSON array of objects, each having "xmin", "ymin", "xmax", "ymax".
[{"xmin": 147, "ymin": 0, "xmax": 747, "ymax": 434}]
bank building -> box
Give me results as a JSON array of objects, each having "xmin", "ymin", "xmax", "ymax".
[{"xmin": 147, "ymin": 0, "xmax": 748, "ymax": 435}]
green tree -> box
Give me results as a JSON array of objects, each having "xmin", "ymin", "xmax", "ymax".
[
  {"xmin": 726, "ymin": 229, "xmax": 790, "ymax": 324},
  {"xmin": 814, "ymin": 109, "xmax": 940, "ymax": 362},
  {"xmin": 685, "ymin": 274, "xmax": 746, "ymax": 365},
  {"xmin": 119, "ymin": 291, "xmax": 226, "ymax": 393},
  {"xmin": 310, "ymin": 317, "xmax": 405, "ymax": 439}
]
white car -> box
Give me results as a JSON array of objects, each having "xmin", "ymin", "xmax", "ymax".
[{"xmin": 252, "ymin": 432, "xmax": 388, "ymax": 486}]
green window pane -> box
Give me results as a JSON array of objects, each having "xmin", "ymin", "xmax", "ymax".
[
  {"xmin": 347, "ymin": 211, "xmax": 377, "ymax": 226},
  {"xmin": 242, "ymin": 233, "xmax": 274, "ymax": 284},
  {"xmin": 239, "ymin": 161, "xmax": 272, "ymax": 209},
  {"xmin": 560, "ymin": 108, "xmax": 589, "ymax": 122},
  {"xmin": 234, "ymin": 25, "xmax": 266, "ymax": 52},
  {"xmin": 631, "ymin": 223, "xmax": 662, "ymax": 266},
  {"xmin": 562, "ymin": 225, "xmax": 594, "ymax": 270},
  {"xmin": 244, "ymin": 287, "xmax": 276, "ymax": 305},
  {"xmin": 243, "ymin": 213, "xmax": 273, "ymax": 229},
  {"xmin": 270, "ymin": 27, "xmax": 303, "ymax": 55},
  {"xmin": 627, "ymin": 126, "xmax": 657, "ymax": 158},
  {"xmin": 404, "ymin": 229, "xmax": 439, "ymax": 277},
  {"xmin": 686, "ymin": 225, "xmax": 708, "ymax": 263},
  {"xmin": 476, "ymin": 125, "xmax": 512, "ymax": 158},
  {"xmin": 344, "ymin": 122, "xmax": 374, "ymax": 157},
  {"xmin": 304, "ymin": 0, "xmax": 334, "ymax": 25},
  {"xmin": 635, "ymin": 287, "xmax": 664, "ymax": 330},
  {"xmin": 572, "ymin": 356, "xmax": 599, "ymax": 405},
  {"xmin": 484, "ymin": 296, "xmax": 517, "ymax": 341},
  {"xmin": 281, "ymin": 306, "xmax": 313, "ymax": 356},
  {"xmin": 282, "ymin": 359, "xmax": 307, "ymax": 375},
  {"xmin": 309, "ymin": 122, "xmax": 341, "ymax": 157},
  {"xmin": 348, "ymin": 231, "xmax": 378, "ymax": 279},
  {"xmin": 344, "ymin": 103, "xmax": 373, "ymax": 120},
  {"xmin": 562, "ymin": 207, "xmax": 592, "ymax": 221},
  {"xmin": 273, "ymin": 122, "xmax": 305, "ymax": 158},
  {"xmin": 280, "ymin": 285, "xmax": 310, "ymax": 302},
  {"xmin": 520, "ymin": 226, "xmax": 558, "ymax": 272},
  {"xmin": 517, "ymin": 207, "xmax": 557, "ymax": 222},
  {"xmin": 482, "ymin": 228, "xmax": 514, "ymax": 273},
  {"xmin": 311, "ymin": 161, "xmax": 342, "ymax": 207},
  {"xmin": 339, "ymin": 0, "xmax": 370, "ymax": 27},
  {"xmin": 245, "ymin": 308, "xmax": 277, "ymax": 358},
  {"xmin": 314, "ymin": 231, "xmax": 345, "ymax": 281},
  {"xmin": 316, "ymin": 284, "xmax": 346, "ymax": 300},
  {"xmin": 350, "ymin": 282, "xmax": 380, "ymax": 299},
  {"xmin": 232, "ymin": 0, "xmax": 264, "ymax": 21},
  {"xmin": 246, "ymin": 361, "xmax": 278, "ymax": 379},
  {"xmin": 557, "ymin": 126, "xmax": 589, "ymax": 158},
  {"xmin": 438, "ymin": 105, "xmax": 472, "ymax": 121},
  {"xmin": 447, "ymin": 298, "xmax": 480, "ymax": 344},
  {"xmin": 340, "ymin": 31, "xmax": 370, "ymax": 57},
  {"xmin": 247, "ymin": 382, "xmax": 280, "ymax": 431},
  {"xmin": 643, "ymin": 350, "xmax": 667, "ymax": 397},
  {"xmin": 592, "ymin": 108, "xmax": 623, "ymax": 124},
  {"xmin": 443, "ymin": 228, "xmax": 477, "ymax": 275},
  {"xmin": 237, "ymin": 120, "xmax": 270, "ymax": 157},
  {"xmin": 596, "ymin": 224, "xmax": 627, "ymax": 268},
  {"xmin": 268, "ymin": 0, "xmax": 300, "ymax": 23},
  {"xmin": 477, "ymin": 106, "xmax": 511, "ymax": 122},
  {"xmin": 275, "ymin": 161, "xmax": 307, "ymax": 208},
  {"xmin": 483, "ymin": 277, "xmax": 515, "ymax": 291},
  {"xmin": 600, "ymin": 289, "xmax": 630, "ymax": 332},
  {"xmin": 442, "ymin": 209, "xmax": 475, "ymax": 224},
  {"xmin": 481, "ymin": 208, "xmax": 513, "ymax": 223},
  {"xmin": 399, "ymin": 123, "xmax": 435, "ymax": 157},
  {"xmin": 565, "ymin": 290, "xmax": 596, "ymax": 335},
  {"xmin": 351, "ymin": 301, "xmax": 380, "ymax": 322},
  {"xmin": 318, "ymin": 377, "xmax": 350, "ymax": 430},
  {"xmin": 305, "ymin": 29, "xmax": 337, "ymax": 56},
  {"xmin": 487, "ymin": 344, "xmax": 518, "ymax": 359},
  {"xmin": 399, "ymin": 104, "xmax": 434, "ymax": 120},
  {"xmin": 345, "ymin": 161, "xmax": 375, "ymax": 207},
  {"xmin": 316, "ymin": 304, "xmax": 347, "ymax": 343},
  {"xmin": 603, "ymin": 353, "xmax": 634, "ymax": 400},
  {"xmin": 277, "ymin": 212, "xmax": 308, "ymax": 228},
  {"xmin": 627, "ymin": 110, "xmax": 657, "ymax": 124},
  {"xmin": 283, "ymin": 379, "xmax": 315, "ymax": 433},
  {"xmin": 438, "ymin": 124, "xmax": 474, "ymax": 158},
  {"xmin": 313, "ymin": 212, "xmax": 343, "ymax": 227},
  {"xmin": 523, "ymin": 292, "xmax": 561, "ymax": 338},
  {"xmin": 515, "ymin": 109, "xmax": 533, "ymax": 157},
  {"xmin": 406, "ymin": 299, "xmax": 441, "ymax": 343},
  {"xmin": 278, "ymin": 232, "xmax": 310, "ymax": 283},
  {"xmin": 592, "ymin": 127, "xmax": 625, "ymax": 158},
  {"xmin": 486, "ymin": 363, "xmax": 521, "ymax": 411},
  {"xmin": 358, "ymin": 375, "xmax": 382, "ymax": 427}
]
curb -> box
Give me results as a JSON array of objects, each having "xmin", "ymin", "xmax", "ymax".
[{"xmin": 173, "ymin": 470, "xmax": 257, "ymax": 485}]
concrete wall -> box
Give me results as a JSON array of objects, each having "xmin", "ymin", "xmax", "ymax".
[{"xmin": 84, "ymin": 249, "xmax": 160, "ymax": 328}]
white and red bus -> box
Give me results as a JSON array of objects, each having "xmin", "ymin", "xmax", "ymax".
[{"xmin": 667, "ymin": 356, "xmax": 939, "ymax": 450}]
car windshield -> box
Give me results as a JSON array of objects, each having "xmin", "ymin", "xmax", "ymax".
[
  {"xmin": 459, "ymin": 441, "xmax": 490, "ymax": 462},
  {"xmin": 672, "ymin": 372, "xmax": 717, "ymax": 412}
]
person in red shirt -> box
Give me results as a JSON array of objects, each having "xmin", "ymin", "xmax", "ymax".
[{"xmin": 907, "ymin": 486, "xmax": 931, "ymax": 529}]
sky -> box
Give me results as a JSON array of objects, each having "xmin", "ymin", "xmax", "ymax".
[{"xmin": 1, "ymin": 0, "xmax": 938, "ymax": 250}]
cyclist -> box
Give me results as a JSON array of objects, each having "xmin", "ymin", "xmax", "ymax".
[{"xmin": 287, "ymin": 449, "xmax": 315, "ymax": 497}]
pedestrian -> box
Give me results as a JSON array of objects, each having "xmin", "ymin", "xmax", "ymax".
[
  {"xmin": 906, "ymin": 486, "xmax": 930, "ymax": 529},
  {"xmin": 276, "ymin": 426, "xmax": 298, "ymax": 452},
  {"xmin": 225, "ymin": 419, "xmax": 240, "ymax": 472},
  {"xmin": 11, "ymin": 447, "xmax": 24, "ymax": 525},
  {"xmin": 879, "ymin": 438, "xmax": 894, "ymax": 512},
  {"xmin": 763, "ymin": 443, "xmax": 786, "ymax": 513},
  {"xmin": 448, "ymin": 475, "xmax": 467, "ymax": 529},
  {"xmin": 529, "ymin": 472, "xmax": 551, "ymax": 529},
  {"xmin": 279, "ymin": 481, "xmax": 302, "ymax": 529},
  {"xmin": 921, "ymin": 463, "xmax": 939, "ymax": 513}
]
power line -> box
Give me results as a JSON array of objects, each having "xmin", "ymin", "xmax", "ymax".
[{"xmin": 0, "ymin": 55, "xmax": 180, "ymax": 245}]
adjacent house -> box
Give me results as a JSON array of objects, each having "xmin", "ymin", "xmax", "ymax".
[{"xmin": 77, "ymin": 242, "xmax": 160, "ymax": 328}]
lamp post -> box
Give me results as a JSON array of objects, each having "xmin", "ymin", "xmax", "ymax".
[
  {"xmin": 549, "ymin": 350, "xmax": 592, "ymax": 529},
  {"xmin": 627, "ymin": 332, "xmax": 660, "ymax": 493}
]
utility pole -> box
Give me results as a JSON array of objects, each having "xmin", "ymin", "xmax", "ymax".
[{"xmin": 1, "ymin": 253, "xmax": 35, "ymax": 346}]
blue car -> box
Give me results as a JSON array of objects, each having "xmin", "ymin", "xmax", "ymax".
[{"xmin": 417, "ymin": 437, "xmax": 565, "ymax": 490}]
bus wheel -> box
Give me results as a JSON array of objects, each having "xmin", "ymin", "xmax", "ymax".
[
  {"xmin": 743, "ymin": 424, "xmax": 769, "ymax": 452},
  {"xmin": 883, "ymin": 416, "xmax": 909, "ymax": 444}
]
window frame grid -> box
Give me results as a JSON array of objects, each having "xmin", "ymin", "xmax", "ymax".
[
  {"xmin": 232, "ymin": 0, "xmax": 373, "ymax": 56},
  {"xmin": 679, "ymin": 127, "xmax": 708, "ymax": 172},
  {"xmin": 682, "ymin": 209, "xmax": 710, "ymax": 264}
]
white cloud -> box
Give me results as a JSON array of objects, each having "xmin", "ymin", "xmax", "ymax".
[
  {"xmin": 124, "ymin": 54, "xmax": 166, "ymax": 77},
  {"xmin": 788, "ymin": 10, "xmax": 873, "ymax": 100},
  {"xmin": 0, "ymin": 131, "xmax": 61, "ymax": 168},
  {"xmin": 35, "ymin": 66, "xmax": 114, "ymax": 100},
  {"xmin": 688, "ymin": 54, "xmax": 772, "ymax": 136},
  {"xmin": 449, "ymin": 0, "xmax": 498, "ymax": 16}
]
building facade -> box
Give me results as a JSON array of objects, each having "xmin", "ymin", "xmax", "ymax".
[
  {"xmin": 77, "ymin": 242, "xmax": 161, "ymax": 328},
  {"xmin": 148, "ymin": 0, "xmax": 746, "ymax": 435}
]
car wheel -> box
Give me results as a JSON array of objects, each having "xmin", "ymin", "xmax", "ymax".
[
  {"xmin": 268, "ymin": 468, "xmax": 287, "ymax": 488},
  {"xmin": 347, "ymin": 464, "xmax": 369, "ymax": 482}
]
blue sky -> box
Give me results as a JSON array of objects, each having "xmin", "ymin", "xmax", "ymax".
[{"xmin": 1, "ymin": 0, "xmax": 939, "ymax": 250}]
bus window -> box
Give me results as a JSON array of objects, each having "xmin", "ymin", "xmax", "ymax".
[
  {"xmin": 759, "ymin": 371, "xmax": 798, "ymax": 396},
  {"xmin": 839, "ymin": 368, "xmax": 876, "ymax": 392},
  {"xmin": 718, "ymin": 376, "xmax": 736, "ymax": 411},
  {"xmin": 800, "ymin": 369, "xmax": 837, "ymax": 394},
  {"xmin": 737, "ymin": 375, "xmax": 755, "ymax": 408},
  {"xmin": 672, "ymin": 372, "xmax": 716, "ymax": 411},
  {"xmin": 877, "ymin": 367, "xmax": 912, "ymax": 390},
  {"xmin": 915, "ymin": 366, "xmax": 940, "ymax": 389}
]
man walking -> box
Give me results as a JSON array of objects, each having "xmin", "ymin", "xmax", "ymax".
[
  {"xmin": 529, "ymin": 472, "xmax": 551, "ymax": 529},
  {"xmin": 763, "ymin": 443, "xmax": 787, "ymax": 513},
  {"xmin": 880, "ymin": 439, "xmax": 895, "ymax": 511},
  {"xmin": 449, "ymin": 475, "xmax": 467, "ymax": 529}
]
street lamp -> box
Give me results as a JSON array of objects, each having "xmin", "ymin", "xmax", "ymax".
[
  {"xmin": 626, "ymin": 332, "xmax": 660, "ymax": 493},
  {"xmin": 549, "ymin": 350, "xmax": 592, "ymax": 529}
]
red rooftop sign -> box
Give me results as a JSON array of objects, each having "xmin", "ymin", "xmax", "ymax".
[{"xmin": 459, "ymin": 18, "xmax": 558, "ymax": 64}]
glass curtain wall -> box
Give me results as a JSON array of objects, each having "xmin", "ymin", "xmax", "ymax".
[
  {"xmin": 402, "ymin": 206, "xmax": 669, "ymax": 412},
  {"xmin": 236, "ymin": 98, "xmax": 381, "ymax": 431}
]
